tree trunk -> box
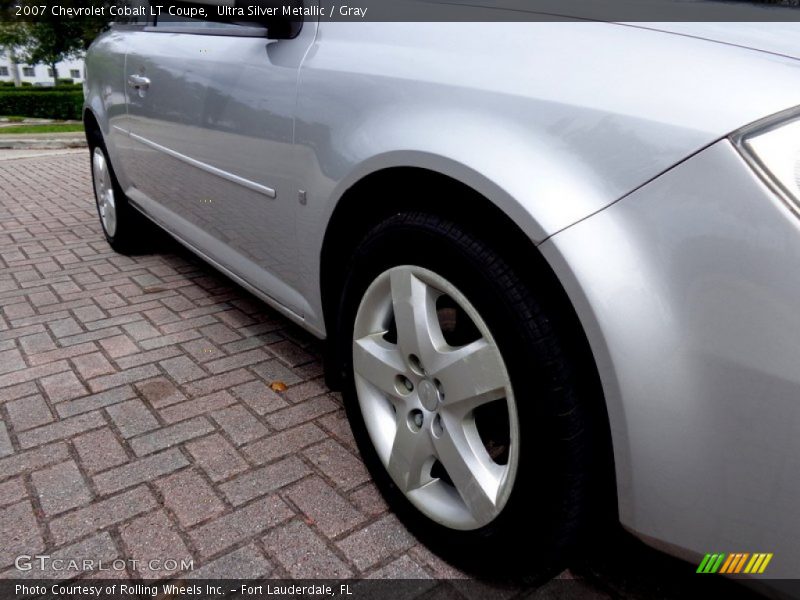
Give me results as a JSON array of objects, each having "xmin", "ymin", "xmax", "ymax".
[
  {"xmin": 51, "ymin": 62, "xmax": 58, "ymax": 86},
  {"xmin": 9, "ymin": 54, "xmax": 21, "ymax": 87}
]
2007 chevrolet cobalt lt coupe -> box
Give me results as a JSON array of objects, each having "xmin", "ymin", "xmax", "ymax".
[{"xmin": 84, "ymin": 6, "xmax": 800, "ymax": 584}]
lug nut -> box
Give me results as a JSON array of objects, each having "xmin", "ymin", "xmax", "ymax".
[
  {"xmin": 408, "ymin": 409, "xmax": 424, "ymax": 432},
  {"xmin": 395, "ymin": 375, "xmax": 414, "ymax": 395},
  {"xmin": 408, "ymin": 354, "xmax": 425, "ymax": 375}
]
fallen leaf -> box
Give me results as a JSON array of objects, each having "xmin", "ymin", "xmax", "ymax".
[
  {"xmin": 143, "ymin": 286, "xmax": 167, "ymax": 294},
  {"xmin": 270, "ymin": 381, "xmax": 288, "ymax": 392}
]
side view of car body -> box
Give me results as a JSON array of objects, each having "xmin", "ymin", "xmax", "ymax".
[{"xmin": 84, "ymin": 4, "xmax": 800, "ymax": 586}]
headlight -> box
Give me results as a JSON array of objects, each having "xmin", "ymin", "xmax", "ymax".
[{"xmin": 733, "ymin": 108, "xmax": 800, "ymax": 213}]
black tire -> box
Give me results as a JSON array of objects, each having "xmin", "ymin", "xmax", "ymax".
[
  {"xmin": 88, "ymin": 134, "xmax": 151, "ymax": 254},
  {"xmin": 336, "ymin": 212, "xmax": 604, "ymax": 578}
]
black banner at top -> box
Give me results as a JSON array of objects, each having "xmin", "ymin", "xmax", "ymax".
[{"xmin": 2, "ymin": 0, "xmax": 800, "ymax": 23}]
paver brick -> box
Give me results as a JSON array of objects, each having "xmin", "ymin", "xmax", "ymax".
[
  {"xmin": 185, "ymin": 434, "xmax": 248, "ymax": 482},
  {"xmin": 231, "ymin": 380, "xmax": 288, "ymax": 415},
  {"xmin": 287, "ymin": 476, "xmax": 368, "ymax": 538},
  {"xmin": 71, "ymin": 351, "xmax": 115, "ymax": 379},
  {"xmin": 189, "ymin": 495, "xmax": 294, "ymax": 558},
  {"xmin": 158, "ymin": 390, "xmax": 237, "ymax": 424},
  {"xmin": 283, "ymin": 379, "xmax": 329, "ymax": 404},
  {"xmin": 199, "ymin": 323, "xmax": 241, "ymax": 344},
  {"xmin": 119, "ymin": 510, "xmax": 191, "ymax": 579},
  {"xmin": 0, "ymin": 381, "xmax": 38, "ymax": 403},
  {"xmin": 47, "ymin": 316, "xmax": 83, "ymax": 338},
  {"xmin": 338, "ymin": 514, "xmax": 417, "ymax": 571},
  {"xmin": 72, "ymin": 428, "xmax": 129, "ymax": 474},
  {"xmin": 18, "ymin": 412, "xmax": 105, "ymax": 449},
  {"xmin": 11, "ymin": 532, "xmax": 119, "ymax": 580},
  {"xmin": 18, "ymin": 332, "xmax": 56, "ymax": 355},
  {"xmin": 304, "ymin": 439, "xmax": 371, "ymax": 491},
  {"xmin": 243, "ymin": 423, "xmax": 327, "ymax": 465},
  {"xmin": 88, "ymin": 364, "xmax": 160, "ymax": 393},
  {"xmin": 186, "ymin": 544, "xmax": 272, "ymax": 579},
  {"xmin": 0, "ymin": 360, "xmax": 69, "ymax": 392},
  {"xmin": 98, "ymin": 334, "xmax": 138, "ymax": 358},
  {"xmin": 220, "ymin": 456, "xmax": 310, "ymax": 506},
  {"xmin": 105, "ymin": 398, "xmax": 160, "ymax": 438},
  {"xmin": 50, "ymin": 486, "xmax": 157, "ymax": 545},
  {"xmin": 0, "ymin": 500, "xmax": 45, "ymax": 568},
  {"xmin": 154, "ymin": 469, "xmax": 225, "ymax": 527},
  {"xmin": 31, "ymin": 459, "xmax": 91, "ymax": 516},
  {"xmin": 182, "ymin": 368, "xmax": 255, "ymax": 398},
  {"xmin": 129, "ymin": 417, "xmax": 215, "ymax": 456},
  {"xmin": 210, "ymin": 404, "xmax": 268, "ymax": 446},
  {"xmin": 0, "ymin": 442, "xmax": 69, "ymax": 479},
  {"xmin": 268, "ymin": 340, "xmax": 315, "ymax": 367},
  {"xmin": 93, "ymin": 449, "xmax": 188, "ymax": 494},
  {"xmin": 0, "ymin": 479, "xmax": 26, "ymax": 507},
  {"xmin": 121, "ymin": 320, "xmax": 161, "ymax": 341},
  {"xmin": 55, "ymin": 385, "xmax": 137, "ymax": 418},
  {"xmin": 349, "ymin": 484, "xmax": 389, "ymax": 517},
  {"xmin": 250, "ymin": 359, "xmax": 302, "ymax": 386},
  {"xmin": 27, "ymin": 341, "xmax": 98, "ymax": 367},
  {"xmin": 39, "ymin": 370, "xmax": 88, "ymax": 403},
  {"xmin": 135, "ymin": 377, "xmax": 186, "ymax": 408},
  {"xmin": 6, "ymin": 394, "xmax": 53, "ymax": 431},
  {"xmin": 0, "ymin": 424, "xmax": 12, "ymax": 458},
  {"xmin": 205, "ymin": 348, "xmax": 269, "ymax": 375},
  {"xmin": 265, "ymin": 396, "xmax": 338, "ymax": 430},
  {"xmin": 263, "ymin": 520, "xmax": 353, "ymax": 578}
]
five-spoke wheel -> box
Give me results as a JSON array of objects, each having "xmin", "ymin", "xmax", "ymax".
[
  {"xmin": 92, "ymin": 147, "xmax": 118, "ymax": 238},
  {"xmin": 339, "ymin": 212, "xmax": 601, "ymax": 574},
  {"xmin": 353, "ymin": 266, "xmax": 519, "ymax": 530}
]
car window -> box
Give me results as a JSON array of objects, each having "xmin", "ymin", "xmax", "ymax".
[{"xmin": 145, "ymin": 2, "xmax": 270, "ymax": 36}]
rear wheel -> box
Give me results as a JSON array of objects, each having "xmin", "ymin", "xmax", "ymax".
[
  {"xmin": 337, "ymin": 212, "xmax": 603, "ymax": 576},
  {"xmin": 89, "ymin": 137, "xmax": 151, "ymax": 253}
]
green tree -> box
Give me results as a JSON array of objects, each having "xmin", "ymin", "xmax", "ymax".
[
  {"xmin": 0, "ymin": 20, "xmax": 26, "ymax": 86},
  {"xmin": 0, "ymin": 1, "xmax": 115, "ymax": 85}
]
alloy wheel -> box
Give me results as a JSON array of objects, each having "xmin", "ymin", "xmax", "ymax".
[
  {"xmin": 352, "ymin": 265, "xmax": 519, "ymax": 530},
  {"xmin": 92, "ymin": 147, "xmax": 117, "ymax": 237}
]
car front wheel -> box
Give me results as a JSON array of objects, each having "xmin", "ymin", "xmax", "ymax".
[{"xmin": 337, "ymin": 212, "xmax": 604, "ymax": 575}]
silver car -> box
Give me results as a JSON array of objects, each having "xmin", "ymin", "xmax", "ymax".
[{"xmin": 84, "ymin": 6, "xmax": 800, "ymax": 585}]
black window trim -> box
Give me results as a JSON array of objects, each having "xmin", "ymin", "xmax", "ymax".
[{"xmin": 143, "ymin": 23, "xmax": 270, "ymax": 37}]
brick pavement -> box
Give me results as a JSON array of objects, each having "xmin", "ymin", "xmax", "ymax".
[{"xmin": 0, "ymin": 152, "xmax": 452, "ymax": 582}]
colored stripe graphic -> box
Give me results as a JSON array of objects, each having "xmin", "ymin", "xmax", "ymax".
[
  {"xmin": 759, "ymin": 553, "xmax": 774, "ymax": 574},
  {"xmin": 697, "ymin": 554, "xmax": 713, "ymax": 573},
  {"xmin": 711, "ymin": 553, "xmax": 726, "ymax": 573},
  {"xmin": 737, "ymin": 553, "xmax": 751, "ymax": 573},
  {"xmin": 719, "ymin": 554, "xmax": 736, "ymax": 574},
  {"xmin": 700, "ymin": 553, "xmax": 726, "ymax": 573},
  {"xmin": 744, "ymin": 554, "xmax": 759, "ymax": 574},
  {"xmin": 701, "ymin": 553, "xmax": 774, "ymax": 575}
]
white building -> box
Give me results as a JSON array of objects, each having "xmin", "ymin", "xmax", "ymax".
[{"xmin": 0, "ymin": 51, "xmax": 85, "ymax": 85}]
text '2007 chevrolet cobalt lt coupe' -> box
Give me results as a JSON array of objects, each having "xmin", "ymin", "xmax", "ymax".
[{"xmin": 84, "ymin": 2, "xmax": 800, "ymax": 587}]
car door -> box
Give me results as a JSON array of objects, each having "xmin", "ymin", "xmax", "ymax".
[{"xmin": 122, "ymin": 10, "xmax": 318, "ymax": 318}]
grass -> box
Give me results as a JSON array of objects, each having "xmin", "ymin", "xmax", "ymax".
[{"xmin": 0, "ymin": 123, "xmax": 84, "ymax": 135}]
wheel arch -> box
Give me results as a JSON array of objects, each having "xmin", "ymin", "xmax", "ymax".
[
  {"xmin": 83, "ymin": 107, "xmax": 102, "ymax": 147},
  {"xmin": 319, "ymin": 165, "xmax": 619, "ymax": 524}
]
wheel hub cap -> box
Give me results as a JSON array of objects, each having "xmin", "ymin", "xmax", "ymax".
[
  {"xmin": 418, "ymin": 379, "xmax": 441, "ymax": 411},
  {"xmin": 352, "ymin": 265, "xmax": 519, "ymax": 531}
]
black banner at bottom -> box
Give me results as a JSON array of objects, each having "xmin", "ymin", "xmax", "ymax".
[{"xmin": 2, "ymin": 578, "xmax": 799, "ymax": 600}]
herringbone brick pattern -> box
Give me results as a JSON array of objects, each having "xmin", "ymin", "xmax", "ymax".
[{"xmin": 0, "ymin": 152, "xmax": 484, "ymax": 582}]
